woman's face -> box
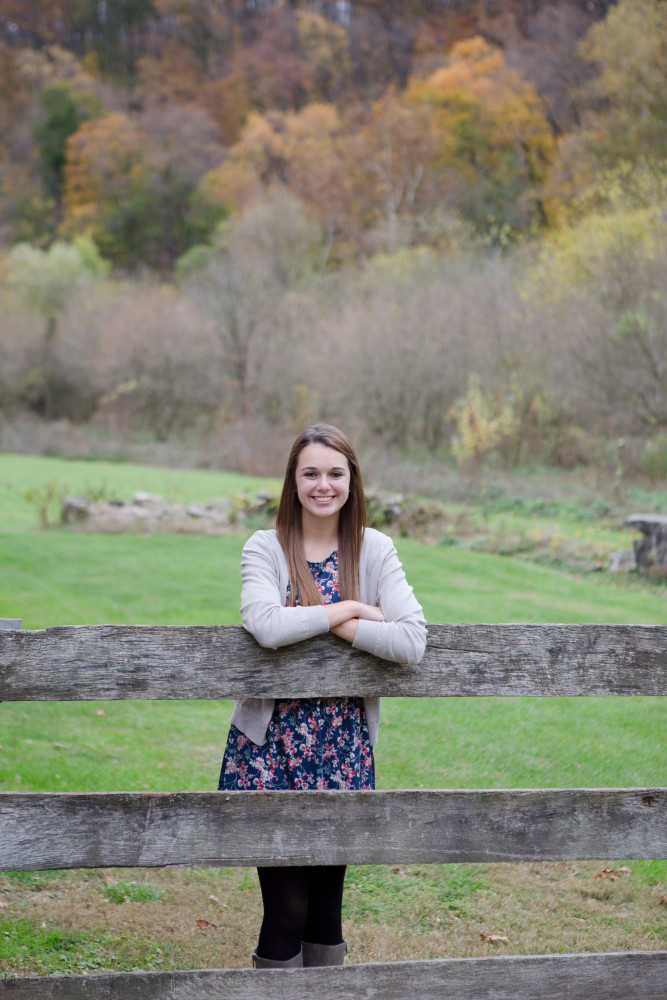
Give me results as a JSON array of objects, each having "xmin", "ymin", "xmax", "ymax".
[{"xmin": 295, "ymin": 442, "xmax": 351, "ymax": 522}]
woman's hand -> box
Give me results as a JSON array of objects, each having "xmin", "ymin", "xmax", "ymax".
[
  {"xmin": 327, "ymin": 601, "xmax": 384, "ymax": 644},
  {"xmin": 325, "ymin": 601, "xmax": 383, "ymax": 628}
]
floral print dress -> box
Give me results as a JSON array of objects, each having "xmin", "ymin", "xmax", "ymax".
[{"xmin": 218, "ymin": 551, "xmax": 375, "ymax": 791}]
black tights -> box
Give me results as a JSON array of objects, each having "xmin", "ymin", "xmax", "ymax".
[{"xmin": 255, "ymin": 865, "xmax": 346, "ymax": 961}]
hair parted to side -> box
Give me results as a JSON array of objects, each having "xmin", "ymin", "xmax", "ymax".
[{"xmin": 276, "ymin": 424, "xmax": 367, "ymax": 607}]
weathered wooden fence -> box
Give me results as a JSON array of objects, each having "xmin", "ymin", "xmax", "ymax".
[{"xmin": 1, "ymin": 619, "xmax": 666, "ymax": 999}]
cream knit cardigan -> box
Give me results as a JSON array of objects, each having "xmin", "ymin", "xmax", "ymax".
[{"xmin": 229, "ymin": 527, "xmax": 427, "ymax": 746}]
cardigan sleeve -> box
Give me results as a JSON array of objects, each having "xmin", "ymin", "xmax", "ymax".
[
  {"xmin": 352, "ymin": 533, "xmax": 427, "ymax": 665},
  {"xmin": 240, "ymin": 531, "xmax": 330, "ymax": 649}
]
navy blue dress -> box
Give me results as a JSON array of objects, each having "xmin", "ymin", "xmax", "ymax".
[{"xmin": 218, "ymin": 551, "xmax": 375, "ymax": 791}]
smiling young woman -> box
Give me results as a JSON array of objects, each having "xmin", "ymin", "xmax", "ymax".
[{"xmin": 217, "ymin": 424, "xmax": 427, "ymax": 970}]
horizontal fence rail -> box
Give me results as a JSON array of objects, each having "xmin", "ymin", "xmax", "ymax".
[
  {"xmin": 1, "ymin": 788, "xmax": 665, "ymax": 871},
  {"xmin": 1, "ymin": 952, "xmax": 666, "ymax": 1000},
  {"xmin": 1, "ymin": 623, "xmax": 666, "ymax": 701}
]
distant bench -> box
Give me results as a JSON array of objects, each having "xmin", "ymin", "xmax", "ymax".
[{"xmin": 0, "ymin": 618, "xmax": 666, "ymax": 999}]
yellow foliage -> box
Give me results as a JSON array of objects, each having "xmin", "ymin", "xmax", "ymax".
[
  {"xmin": 198, "ymin": 158, "xmax": 263, "ymax": 214},
  {"xmin": 283, "ymin": 102, "xmax": 341, "ymax": 145},
  {"xmin": 526, "ymin": 205, "xmax": 664, "ymax": 298},
  {"xmin": 232, "ymin": 111, "xmax": 288, "ymax": 177},
  {"xmin": 448, "ymin": 373, "xmax": 519, "ymax": 466},
  {"xmin": 417, "ymin": 37, "xmax": 509, "ymax": 100},
  {"xmin": 579, "ymin": 0, "xmax": 666, "ymax": 114},
  {"xmin": 199, "ymin": 70, "xmax": 251, "ymax": 145},
  {"xmin": 408, "ymin": 36, "xmax": 554, "ymax": 186},
  {"xmin": 63, "ymin": 113, "xmax": 144, "ymax": 212},
  {"xmin": 200, "ymin": 102, "xmax": 341, "ymax": 212},
  {"xmin": 545, "ymin": 0, "xmax": 667, "ymax": 220},
  {"xmin": 540, "ymin": 132, "xmax": 597, "ymax": 228},
  {"xmin": 296, "ymin": 11, "xmax": 351, "ymax": 101}
]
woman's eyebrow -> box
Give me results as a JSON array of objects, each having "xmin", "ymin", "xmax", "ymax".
[{"xmin": 299, "ymin": 465, "xmax": 347, "ymax": 472}]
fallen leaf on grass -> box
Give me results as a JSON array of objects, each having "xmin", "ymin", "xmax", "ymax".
[
  {"xmin": 209, "ymin": 895, "xmax": 228, "ymax": 907},
  {"xmin": 196, "ymin": 919, "xmax": 219, "ymax": 930},
  {"xmin": 480, "ymin": 933, "xmax": 509, "ymax": 943},
  {"xmin": 594, "ymin": 867, "xmax": 631, "ymax": 881},
  {"xmin": 0, "ymin": 900, "xmax": 7, "ymax": 908},
  {"xmin": 659, "ymin": 895, "xmax": 667, "ymax": 907}
]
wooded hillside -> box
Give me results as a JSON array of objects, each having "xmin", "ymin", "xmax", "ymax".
[
  {"xmin": 0, "ymin": 0, "xmax": 618, "ymax": 261},
  {"xmin": 1, "ymin": 1, "xmax": 665, "ymax": 479}
]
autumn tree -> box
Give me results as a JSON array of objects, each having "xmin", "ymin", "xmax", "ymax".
[
  {"xmin": 407, "ymin": 36, "xmax": 555, "ymax": 234},
  {"xmin": 62, "ymin": 111, "xmax": 145, "ymax": 253},
  {"xmin": 544, "ymin": 0, "xmax": 667, "ymax": 223},
  {"xmin": 0, "ymin": 46, "xmax": 100, "ymax": 245},
  {"xmin": 4, "ymin": 237, "xmax": 109, "ymax": 417},
  {"xmin": 199, "ymin": 101, "xmax": 373, "ymax": 260},
  {"xmin": 577, "ymin": 0, "xmax": 667, "ymax": 169},
  {"xmin": 448, "ymin": 372, "xmax": 519, "ymax": 471},
  {"xmin": 296, "ymin": 11, "xmax": 352, "ymax": 103},
  {"xmin": 33, "ymin": 81, "xmax": 104, "ymax": 203},
  {"xmin": 198, "ymin": 71, "xmax": 252, "ymax": 145},
  {"xmin": 352, "ymin": 91, "xmax": 449, "ymax": 252},
  {"xmin": 63, "ymin": 104, "xmax": 224, "ymax": 270},
  {"xmin": 524, "ymin": 187, "xmax": 667, "ymax": 436}
]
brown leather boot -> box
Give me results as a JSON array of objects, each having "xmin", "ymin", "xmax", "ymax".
[
  {"xmin": 252, "ymin": 949, "xmax": 303, "ymax": 968},
  {"xmin": 301, "ymin": 940, "xmax": 347, "ymax": 967}
]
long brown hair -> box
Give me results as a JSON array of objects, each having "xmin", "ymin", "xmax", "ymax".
[{"xmin": 276, "ymin": 424, "xmax": 367, "ymax": 607}]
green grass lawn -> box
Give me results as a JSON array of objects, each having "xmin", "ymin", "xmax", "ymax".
[{"xmin": 1, "ymin": 455, "xmax": 665, "ymax": 797}]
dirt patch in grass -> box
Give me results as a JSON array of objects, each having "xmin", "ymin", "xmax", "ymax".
[{"xmin": 1, "ymin": 862, "xmax": 664, "ymax": 975}]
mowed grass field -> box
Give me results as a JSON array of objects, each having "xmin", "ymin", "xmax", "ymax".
[{"xmin": 0, "ymin": 453, "xmax": 665, "ymax": 974}]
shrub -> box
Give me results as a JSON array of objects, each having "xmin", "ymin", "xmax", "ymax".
[{"xmin": 638, "ymin": 435, "xmax": 667, "ymax": 482}]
